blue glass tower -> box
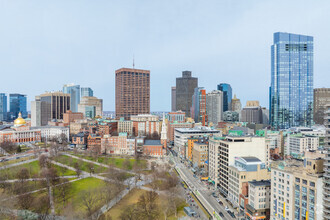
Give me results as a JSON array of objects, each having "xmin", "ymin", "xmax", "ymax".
[
  {"xmin": 0, "ymin": 93, "xmax": 7, "ymax": 121},
  {"xmin": 81, "ymin": 87, "xmax": 93, "ymax": 97},
  {"xmin": 63, "ymin": 84, "xmax": 80, "ymax": 112},
  {"xmin": 9, "ymin": 94, "xmax": 27, "ymax": 120},
  {"xmin": 217, "ymin": 83, "xmax": 232, "ymax": 112},
  {"xmin": 270, "ymin": 32, "xmax": 313, "ymax": 129}
]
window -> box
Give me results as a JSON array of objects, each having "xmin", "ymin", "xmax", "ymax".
[
  {"xmin": 303, "ymin": 179, "xmax": 307, "ymax": 185},
  {"xmin": 310, "ymin": 181, "xmax": 315, "ymax": 187},
  {"xmin": 295, "ymin": 177, "xmax": 300, "ymax": 183}
]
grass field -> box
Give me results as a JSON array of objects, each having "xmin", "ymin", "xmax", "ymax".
[
  {"xmin": 56, "ymin": 155, "xmax": 107, "ymax": 173},
  {"xmin": 72, "ymin": 154, "xmax": 147, "ymax": 170},
  {"xmin": 53, "ymin": 177, "xmax": 109, "ymax": 216},
  {"xmin": 0, "ymin": 160, "xmax": 76, "ymax": 179}
]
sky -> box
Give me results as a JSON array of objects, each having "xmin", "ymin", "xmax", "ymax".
[{"xmin": 0, "ymin": 0, "xmax": 329, "ymax": 111}]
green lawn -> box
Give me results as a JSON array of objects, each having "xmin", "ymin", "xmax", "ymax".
[
  {"xmin": 0, "ymin": 160, "xmax": 76, "ymax": 180},
  {"xmin": 72, "ymin": 154, "xmax": 147, "ymax": 170},
  {"xmin": 53, "ymin": 177, "xmax": 110, "ymax": 216},
  {"xmin": 56, "ymin": 155, "xmax": 107, "ymax": 173}
]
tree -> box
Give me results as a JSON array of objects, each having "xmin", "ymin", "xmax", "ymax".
[
  {"xmin": 40, "ymin": 167, "xmax": 59, "ymax": 189},
  {"xmin": 120, "ymin": 205, "xmax": 138, "ymax": 220},
  {"xmin": 57, "ymin": 179, "xmax": 72, "ymax": 208},
  {"xmin": 136, "ymin": 191, "xmax": 159, "ymax": 220},
  {"xmin": 122, "ymin": 158, "xmax": 131, "ymax": 170},
  {"xmin": 87, "ymin": 163, "xmax": 95, "ymax": 176},
  {"xmin": 0, "ymin": 142, "xmax": 18, "ymax": 154},
  {"xmin": 17, "ymin": 193, "xmax": 34, "ymax": 210},
  {"xmin": 39, "ymin": 154, "xmax": 49, "ymax": 169},
  {"xmin": 33, "ymin": 194, "xmax": 51, "ymax": 220},
  {"xmin": 74, "ymin": 162, "xmax": 82, "ymax": 178},
  {"xmin": 16, "ymin": 167, "xmax": 30, "ymax": 182},
  {"xmin": 79, "ymin": 189, "xmax": 99, "ymax": 217}
]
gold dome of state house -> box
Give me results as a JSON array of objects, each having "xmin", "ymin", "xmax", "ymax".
[{"xmin": 14, "ymin": 112, "xmax": 26, "ymax": 125}]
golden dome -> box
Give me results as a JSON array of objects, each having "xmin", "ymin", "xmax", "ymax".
[{"xmin": 14, "ymin": 112, "xmax": 26, "ymax": 125}]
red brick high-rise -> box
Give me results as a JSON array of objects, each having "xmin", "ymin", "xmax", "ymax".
[{"xmin": 115, "ymin": 68, "xmax": 150, "ymax": 119}]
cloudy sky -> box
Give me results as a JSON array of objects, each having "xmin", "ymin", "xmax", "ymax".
[{"xmin": 0, "ymin": 0, "xmax": 329, "ymax": 111}]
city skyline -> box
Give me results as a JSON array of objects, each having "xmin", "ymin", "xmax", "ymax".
[{"xmin": 0, "ymin": 1, "xmax": 330, "ymax": 111}]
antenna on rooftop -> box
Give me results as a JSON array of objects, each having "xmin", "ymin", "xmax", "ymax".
[{"xmin": 133, "ymin": 54, "xmax": 135, "ymax": 69}]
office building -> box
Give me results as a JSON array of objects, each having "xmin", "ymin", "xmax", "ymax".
[
  {"xmin": 171, "ymin": 86, "xmax": 176, "ymax": 112},
  {"xmin": 324, "ymin": 104, "xmax": 330, "ymax": 219},
  {"xmin": 262, "ymin": 107, "xmax": 269, "ymax": 125},
  {"xmin": 131, "ymin": 114, "xmax": 160, "ymax": 137},
  {"xmin": 207, "ymin": 90, "xmax": 223, "ymax": 126},
  {"xmin": 0, "ymin": 93, "xmax": 7, "ymax": 121},
  {"xmin": 240, "ymin": 101, "xmax": 263, "ymax": 124},
  {"xmin": 191, "ymin": 87, "xmax": 207, "ymax": 125},
  {"xmin": 63, "ymin": 110, "xmax": 84, "ymax": 124},
  {"xmin": 270, "ymin": 32, "xmax": 314, "ymax": 129},
  {"xmin": 167, "ymin": 111, "xmax": 185, "ymax": 123},
  {"xmin": 208, "ymin": 136, "xmax": 268, "ymax": 196},
  {"xmin": 176, "ymin": 71, "xmax": 198, "ymax": 117},
  {"xmin": 217, "ymin": 83, "xmax": 232, "ymax": 112},
  {"xmin": 117, "ymin": 118, "xmax": 133, "ymax": 135},
  {"xmin": 223, "ymin": 111, "xmax": 239, "ymax": 122},
  {"xmin": 231, "ymin": 94, "xmax": 241, "ymax": 112},
  {"xmin": 287, "ymin": 133, "xmax": 319, "ymax": 158},
  {"xmin": 228, "ymin": 156, "xmax": 270, "ymax": 208},
  {"xmin": 9, "ymin": 93, "xmax": 27, "ymax": 120},
  {"xmin": 167, "ymin": 121, "xmax": 193, "ymax": 142},
  {"xmin": 314, "ymin": 88, "xmax": 330, "ymax": 125},
  {"xmin": 192, "ymin": 139, "xmax": 209, "ymax": 169},
  {"xmin": 115, "ymin": 68, "xmax": 150, "ymax": 119},
  {"xmin": 78, "ymin": 96, "xmax": 103, "ymax": 118},
  {"xmin": 63, "ymin": 83, "xmax": 80, "ymax": 112},
  {"xmin": 81, "ymin": 87, "xmax": 94, "ymax": 97},
  {"xmin": 270, "ymin": 158, "xmax": 324, "ymax": 220},
  {"xmin": 245, "ymin": 180, "xmax": 271, "ymax": 220},
  {"xmin": 31, "ymin": 92, "xmax": 70, "ymax": 127}
]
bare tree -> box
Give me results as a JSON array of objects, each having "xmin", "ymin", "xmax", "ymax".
[
  {"xmin": 74, "ymin": 162, "xmax": 82, "ymax": 178},
  {"xmin": 136, "ymin": 191, "xmax": 159, "ymax": 220},
  {"xmin": 87, "ymin": 163, "xmax": 95, "ymax": 176},
  {"xmin": 79, "ymin": 189, "xmax": 99, "ymax": 217},
  {"xmin": 33, "ymin": 194, "xmax": 51, "ymax": 220},
  {"xmin": 17, "ymin": 193, "xmax": 34, "ymax": 210},
  {"xmin": 39, "ymin": 154, "xmax": 49, "ymax": 169},
  {"xmin": 120, "ymin": 205, "xmax": 137, "ymax": 220},
  {"xmin": 57, "ymin": 179, "xmax": 72, "ymax": 209},
  {"xmin": 122, "ymin": 158, "xmax": 131, "ymax": 170}
]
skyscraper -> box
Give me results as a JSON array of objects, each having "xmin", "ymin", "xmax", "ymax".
[
  {"xmin": 231, "ymin": 94, "xmax": 241, "ymax": 112},
  {"xmin": 176, "ymin": 71, "xmax": 198, "ymax": 117},
  {"xmin": 171, "ymin": 86, "xmax": 176, "ymax": 112},
  {"xmin": 31, "ymin": 92, "xmax": 70, "ymax": 126},
  {"xmin": 63, "ymin": 83, "xmax": 80, "ymax": 112},
  {"xmin": 9, "ymin": 93, "xmax": 27, "ymax": 120},
  {"xmin": 217, "ymin": 83, "xmax": 232, "ymax": 112},
  {"xmin": 270, "ymin": 32, "xmax": 313, "ymax": 129},
  {"xmin": 81, "ymin": 87, "xmax": 94, "ymax": 97},
  {"xmin": 313, "ymin": 88, "xmax": 330, "ymax": 125},
  {"xmin": 78, "ymin": 96, "xmax": 103, "ymax": 118},
  {"xmin": 206, "ymin": 90, "xmax": 223, "ymax": 126},
  {"xmin": 191, "ymin": 87, "xmax": 207, "ymax": 125},
  {"xmin": 0, "ymin": 93, "xmax": 7, "ymax": 121},
  {"xmin": 115, "ymin": 67, "xmax": 150, "ymax": 119},
  {"xmin": 324, "ymin": 104, "xmax": 330, "ymax": 219}
]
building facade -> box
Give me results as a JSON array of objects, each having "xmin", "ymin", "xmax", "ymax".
[
  {"xmin": 314, "ymin": 88, "xmax": 330, "ymax": 125},
  {"xmin": 0, "ymin": 93, "xmax": 7, "ymax": 121},
  {"xmin": 9, "ymin": 93, "xmax": 27, "ymax": 120},
  {"xmin": 167, "ymin": 111, "xmax": 185, "ymax": 123},
  {"xmin": 207, "ymin": 90, "xmax": 223, "ymax": 126},
  {"xmin": 270, "ymin": 32, "xmax": 314, "ymax": 129},
  {"xmin": 217, "ymin": 83, "xmax": 232, "ymax": 112},
  {"xmin": 171, "ymin": 86, "xmax": 176, "ymax": 112},
  {"xmin": 63, "ymin": 84, "xmax": 80, "ymax": 112},
  {"xmin": 81, "ymin": 87, "xmax": 94, "ymax": 97},
  {"xmin": 176, "ymin": 71, "xmax": 198, "ymax": 117},
  {"xmin": 115, "ymin": 68, "xmax": 150, "ymax": 119},
  {"xmin": 78, "ymin": 96, "xmax": 103, "ymax": 118},
  {"xmin": 324, "ymin": 104, "xmax": 330, "ymax": 219},
  {"xmin": 231, "ymin": 94, "xmax": 242, "ymax": 112},
  {"xmin": 131, "ymin": 114, "xmax": 160, "ymax": 137},
  {"xmin": 191, "ymin": 87, "xmax": 207, "ymax": 125}
]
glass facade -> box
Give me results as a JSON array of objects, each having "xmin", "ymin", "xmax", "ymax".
[
  {"xmin": 81, "ymin": 87, "xmax": 93, "ymax": 97},
  {"xmin": 63, "ymin": 84, "xmax": 80, "ymax": 112},
  {"xmin": 217, "ymin": 83, "xmax": 232, "ymax": 112},
  {"xmin": 9, "ymin": 93, "xmax": 27, "ymax": 120},
  {"xmin": 270, "ymin": 32, "xmax": 313, "ymax": 129},
  {"xmin": 0, "ymin": 93, "xmax": 7, "ymax": 121}
]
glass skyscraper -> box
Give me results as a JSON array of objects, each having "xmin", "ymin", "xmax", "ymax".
[
  {"xmin": 63, "ymin": 84, "xmax": 80, "ymax": 112},
  {"xmin": 0, "ymin": 93, "xmax": 7, "ymax": 121},
  {"xmin": 9, "ymin": 93, "xmax": 27, "ymax": 120},
  {"xmin": 217, "ymin": 83, "xmax": 232, "ymax": 112},
  {"xmin": 81, "ymin": 87, "xmax": 93, "ymax": 97},
  {"xmin": 270, "ymin": 32, "xmax": 313, "ymax": 129}
]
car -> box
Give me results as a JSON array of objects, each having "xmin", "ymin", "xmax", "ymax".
[
  {"xmin": 219, "ymin": 201, "xmax": 223, "ymax": 205},
  {"xmin": 219, "ymin": 212, "xmax": 224, "ymax": 217},
  {"xmin": 225, "ymin": 206, "xmax": 230, "ymax": 211},
  {"xmin": 216, "ymin": 198, "xmax": 220, "ymax": 203}
]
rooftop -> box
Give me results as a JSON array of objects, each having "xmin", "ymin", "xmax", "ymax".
[
  {"xmin": 175, "ymin": 126, "xmax": 219, "ymax": 133},
  {"xmin": 144, "ymin": 139, "xmax": 162, "ymax": 146},
  {"xmin": 249, "ymin": 180, "xmax": 271, "ymax": 187}
]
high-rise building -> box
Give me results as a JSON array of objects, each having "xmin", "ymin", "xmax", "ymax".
[
  {"xmin": 231, "ymin": 94, "xmax": 241, "ymax": 112},
  {"xmin": 176, "ymin": 71, "xmax": 198, "ymax": 117},
  {"xmin": 314, "ymin": 88, "xmax": 330, "ymax": 125},
  {"xmin": 171, "ymin": 86, "xmax": 176, "ymax": 112},
  {"xmin": 191, "ymin": 87, "xmax": 207, "ymax": 125},
  {"xmin": 115, "ymin": 68, "xmax": 150, "ymax": 119},
  {"xmin": 217, "ymin": 83, "xmax": 232, "ymax": 112},
  {"xmin": 270, "ymin": 32, "xmax": 313, "ymax": 129},
  {"xmin": 9, "ymin": 93, "xmax": 27, "ymax": 120},
  {"xmin": 0, "ymin": 93, "xmax": 7, "ymax": 121},
  {"xmin": 63, "ymin": 84, "xmax": 80, "ymax": 112},
  {"xmin": 206, "ymin": 90, "xmax": 223, "ymax": 126},
  {"xmin": 31, "ymin": 92, "xmax": 70, "ymax": 126},
  {"xmin": 324, "ymin": 104, "xmax": 330, "ymax": 219},
  {"xmin": 81, "ymin": 87, "xmax": 94, "ymax": 97},
  {"xmin": 78, "ymin": 96, "xmax": 103, "ymax": 118},
  {"xmin": 240, "ymin": 101, "xmax": 263, "ymax": 124}
]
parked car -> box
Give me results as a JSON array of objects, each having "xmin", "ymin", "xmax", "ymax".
[
  {"xmin": 216, "ymin": 198, "xmax": 220, "ymax": 203},
  {"xmin": 219, "ymin": 201, "xmax": 223, "ymax": 205},
  {"xmin": 219, "ymin": 212, "xmax": 224, "ymax": 217}
]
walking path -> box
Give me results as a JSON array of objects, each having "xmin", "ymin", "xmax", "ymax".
[{"xmin": 0, "ymin": 158, "xmax": 38, "ymax": 170}]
